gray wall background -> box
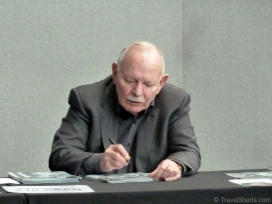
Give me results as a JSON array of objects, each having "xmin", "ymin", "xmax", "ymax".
[
  {"xmin": 0, "ymin": 0, "xmax": 271, "ymax": 176},
  {"xmin": 183, "ymin": 0, "xmax": 272, "ymax": 171}
]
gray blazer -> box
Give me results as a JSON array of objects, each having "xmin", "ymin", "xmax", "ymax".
[{"xmin": 49, "ymin": 76, "xmax": 201, "ymax": 176}]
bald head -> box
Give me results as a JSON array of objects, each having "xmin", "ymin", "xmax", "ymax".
[{"xmin": 117, "ymin": 41, "xmax": 165, "ymax": 75}]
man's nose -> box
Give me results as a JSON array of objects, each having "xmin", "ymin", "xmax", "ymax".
[{"xmin": 133, "ymin": 83, "xmax": 143, "ymax": 96}]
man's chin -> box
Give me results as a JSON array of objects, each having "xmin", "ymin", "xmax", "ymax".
[{"xmin": 125, "ymin": 106, "xmax": 145, "ymax": 116}]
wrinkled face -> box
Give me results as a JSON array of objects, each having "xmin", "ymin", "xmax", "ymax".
[{"xmin": 112, "ymin": 48, "xmax": 168, "ymax": 116}]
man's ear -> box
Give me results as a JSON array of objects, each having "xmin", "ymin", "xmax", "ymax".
[
  {"xmin": 157, "ymin": 74, "xmax": 169, "ymax": 94},
  {"xmin": 111, "ymin": 62, "xmax": 118, "ymax": 83}
]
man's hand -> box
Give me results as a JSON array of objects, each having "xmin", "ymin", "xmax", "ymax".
[
  {"xmin": 149, "ymin": 159, "xmax": 182, "ymax": 181},
  {"xmin": 100, "ymin": 144, "xmax": 130, "ymax": 172}
]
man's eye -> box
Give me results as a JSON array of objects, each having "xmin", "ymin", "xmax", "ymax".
[
  {"xmin": 125, "ymin": 80, "xmax": 134, "ymax": 84},
  {"xmin": 145, "ymin": 83, "xmax": 154, "ymax": 87}
]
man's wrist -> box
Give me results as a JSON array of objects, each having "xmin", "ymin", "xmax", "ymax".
[
  {"xmin": 82, "ymin": 153, "xmax": 104, "ymax": 174},
  {"xmin": 175, "ymin": 162, "xmax": 183, "ymax": 173}
]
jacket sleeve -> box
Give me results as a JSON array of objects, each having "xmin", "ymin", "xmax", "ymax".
[
  {"xmin": 167, "ymin": 93, "xmax": 201, "ymax": 176},
  {"xmin": 48, "ymin": 88, "xmax": 102, "ymax": 175}
]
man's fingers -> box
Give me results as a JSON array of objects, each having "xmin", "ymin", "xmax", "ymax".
[
  {"xmin": 111, "ymin": 144, "xmax": 130, "ymax": 163},
  {"xmin": 109, "ymin": 148, "xmax": 129, "ymax": 167},
  {"xmin": 164, "ymin": 173, "xmax": 181, "ymax": 181},
  {"xmin": 100, "ymin": 144, "xmax": 130, "ymax": 172},
  {"xmin": 150, "ymin": 159, "xmax": 182, "ymax": 181},
  {"xmin": 150, "ymin": 162, "xmax": 169, "ymax": 181}
]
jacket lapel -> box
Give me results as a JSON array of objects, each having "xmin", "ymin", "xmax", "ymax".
[
  {"xmin": 100, "ymin": 83, "xmax": 118, "ymax": 149},
  {"xmin": 135, "ymin": 107, "xmax": 160, "ymax": 172}
]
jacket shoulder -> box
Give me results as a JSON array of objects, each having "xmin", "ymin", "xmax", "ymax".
[
  {"xmin": 76, "ymin": 75, "xmax": 111, "ymax": 95},
  {"xmin": 159, "ymin": 83, "xmax": 189, "ymax": 100},
  {"xmin": 156, "ymin": 83, "xmax": 191, "ymax": 111},
  {"xmin": 69, "ymin": 76, "xmax": 113, "ymax": 107}
]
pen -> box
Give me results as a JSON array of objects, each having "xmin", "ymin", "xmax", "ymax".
[
  {"xmin": 108, "ymin": 138, "xmax": 116, "ymax": 145},
  {"xmin": 108, "ymin": 138, "xmax": 130, "ymax": 163}
]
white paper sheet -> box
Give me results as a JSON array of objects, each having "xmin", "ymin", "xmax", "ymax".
[
  {"xmin": 229, "ymin": 178, "xmax": 272, "ymax": 186},
  {"xmin": 2, "ymin": 185, "xmax": 94, "ymax": 193},
  {"xmin": 226, "ymin": 172, "xmax": 272, "ymax": 179},
  {"xmin": 86, "ymin": 172, "xmax": 154, "ymax": 183},
  {"xmin": 0, "ymin": 178, "xmax": 20, "ymax": 184}
]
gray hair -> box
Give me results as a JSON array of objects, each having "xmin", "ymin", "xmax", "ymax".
[{"xmin": 117, "ymin": 41, "xmax": 165, "ymax": 74}]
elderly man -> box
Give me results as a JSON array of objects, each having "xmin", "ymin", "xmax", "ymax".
[{"xmin": 49, "ymin": 41, "xmax": 200, "ymax": 181}]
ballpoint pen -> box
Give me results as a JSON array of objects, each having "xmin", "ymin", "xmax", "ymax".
[
  {"xmin": 108, "ymin": 138, "xmax": 130, "ymax": 163},
  {"xmin": 108, "ymin": 138, "xmax": 116, "ymax": 145}
]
